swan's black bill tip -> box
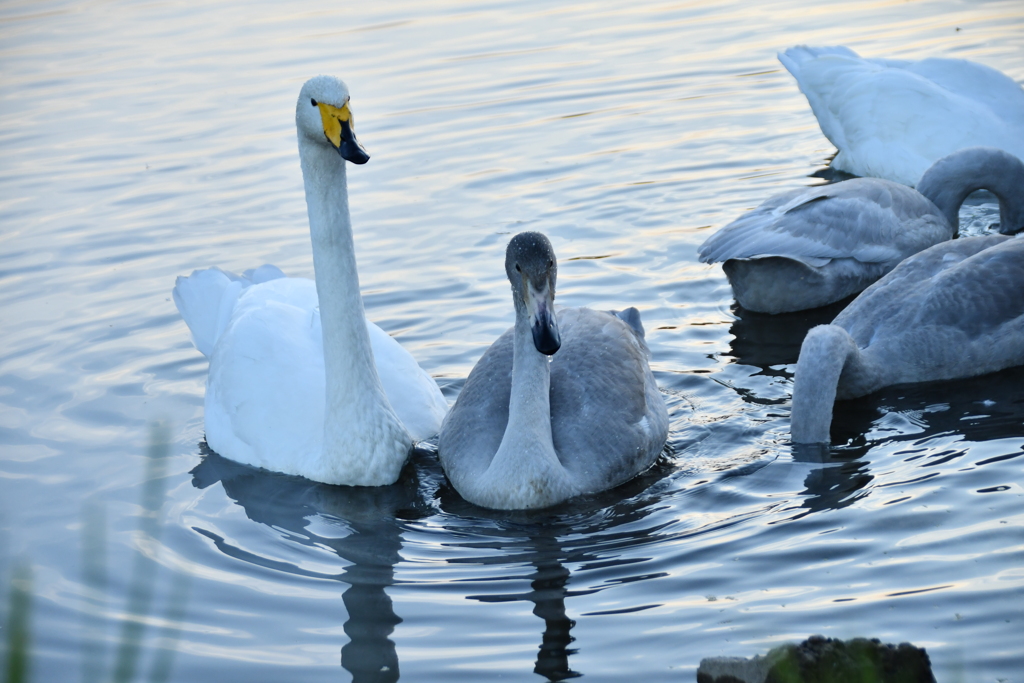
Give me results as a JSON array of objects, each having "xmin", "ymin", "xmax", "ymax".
[
  {"xmin": 532, "ymin": 322, "xmax": 561, "ymax": 355},
  {"xmin": 338, "ymin": 139, "xmax": 370, "ymax": 164}
]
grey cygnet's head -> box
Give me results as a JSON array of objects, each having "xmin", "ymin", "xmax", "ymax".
[{"xmin": 505, "ymin": 232, "xmax": 560, "ymax": 355}]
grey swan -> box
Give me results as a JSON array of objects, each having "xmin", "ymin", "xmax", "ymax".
[
  {"xmin": 438, "ymin": 232, "xmax": 669, "ymax": 510},
  {"xmin": 697, "ymin": 147, "xmax": 1024, "ymax": 314},
  {"xmin": 790, "ymin": 234, "xmax": 1024, "ymax": 444}
]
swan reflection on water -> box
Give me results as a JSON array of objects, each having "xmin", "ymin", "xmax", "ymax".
[
  {"xmin": 726, "ymin": 299, "xmax": 848, "ymax": 373},
  {"xmin": 188, "ymin": 443, "xmax": 686, "ymax": 682},
  {"xmin": 183, "ymin": 354, "xmax": 1023, "ymax": 681},
  {"xmin": 190, "ymin": 448, "xmax": 429, "ymax": 682}
]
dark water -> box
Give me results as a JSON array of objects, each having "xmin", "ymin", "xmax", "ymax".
[{"xmin": 1, "ymin": 0, "xmax": 1023, "ymax": 680}]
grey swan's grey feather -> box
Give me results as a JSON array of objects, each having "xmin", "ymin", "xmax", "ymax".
[
  {"xmin": 790, "ymin": 234, "xmax": 1024, "ymax": 444},
  {"xmin": 697, "ymin": 147, "xmax": 1024, "ymax": 314},
  {"xmin": 438, "ymin": 232, "xmax": 669, "ymax": 510}
]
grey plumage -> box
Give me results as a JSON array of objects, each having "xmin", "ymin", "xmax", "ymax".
[
  {"xmin": 439, "ymin": 232, "xmax": 669, "ymax": 509},
  {"xmin": 790, "ymin": 235, "xmax": 1024, "ymax": 444},
  {"xmin": 699, "ymin": 147, "xmax": 1024, "ymax": 314}
]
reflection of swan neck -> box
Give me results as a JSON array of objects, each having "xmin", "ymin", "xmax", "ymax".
[
  {"xmin": 791, "ymin": 325, "xmax": 877, "ymax": 444},
  {"xmin": 917, "ymin": 148, "xmax": 1024, "ymax": 233},
  {"xmin": 298, "ymin": 137, "xmax": 411, "ymax": 484}
]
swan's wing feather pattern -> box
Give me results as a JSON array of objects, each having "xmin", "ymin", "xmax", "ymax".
[
  {"xmin": 174, "ymin": 265, "xmax": 287, "ymax": 357},
  {"xmin": 193, "ymin": 273, "xmax": 446, "ymax": 464},
  {"xmin": 205, "ymin": 285, "xmax": 326, "ymax": 471},
  {"xmin": 915, "ymin": 237, "xmax": 1024, "ymax": 337},
  {"xmin": 368, "ymin": 323, "xmax": 449, "ymax": 441},
  {"xmin": 438, "ymin": 330, "xmax": 514, "ymax": 486},
  {"xmin": 174, "ymin": 268, "xmax": 244, "ymax": 357},
  {"xmin": 779, "ymin": 45, "xmax": 861, "ymax": 151},
  {"xmin": 780, "ymin": 46, "xmax": 1024, "ymax": 185},
  {"xmin": 907, "ymin": 58, "xmax": 1024, "ymax": 127},
  {"xmin": 836, "ymin": 235, "xmax": 1015, "ymax": 345},
  {"xmin": 699, "ymin": 180, "xmax": 941, "ymax": 267},
  {"xmin": 550, "ymin": 308, "xmax": 668, "ymax": 491}
]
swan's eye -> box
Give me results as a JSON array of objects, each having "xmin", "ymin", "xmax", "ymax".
[
  {"xmin": 310, "ymin": 98, "xmax": 318, "ymax": 106},
  {"xmin": 515, "ymin": 264, "xmax": 521, "ymax": 272}
]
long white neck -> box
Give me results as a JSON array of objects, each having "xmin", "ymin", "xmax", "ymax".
[
  {"xmin": 475, "ymin": 312, "xmax": 576, "ymax": 509},
  {"xmin": 790, "ymin": 325, "xmax": 877, "ymax": 445},
  {"xmin": 298, "ymin": 137, "xmax": 411, "ymax": 485},
  {"xmin": 917, "ymin": 147, "xmax": 1024, "ymax": 234}
]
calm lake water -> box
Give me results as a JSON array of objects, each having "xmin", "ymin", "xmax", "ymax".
[{"xmin": 2, "ymin": 0, "xmax": 1023, "ymax": 680}]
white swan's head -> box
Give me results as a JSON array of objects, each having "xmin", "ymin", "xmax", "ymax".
[
  {"xmin": 506, "ymin": 232, "xmax": 561, "ymax": 355},
  {"xmin": 296, "ymin": 75, "xmax": 370, "ymax": 164}
]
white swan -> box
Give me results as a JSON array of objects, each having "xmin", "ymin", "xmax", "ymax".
[
  {"xmin": 438, "ymin": 232, "xmax": 669, "ymax": 510},
  {"xmin": 697, "ymin": 147, "xmax": 1024, "ymax": 313},
  {"xmin": 779, "ymin": 45, "xmax": 1024, "ymax": 187},
  {"xmin": 790, "ymin": 234, "xmax": 1024, "ymax": 445},
  {"xmin": 174, "ymin": 75, "xmax": 448, "ymax": 486}
]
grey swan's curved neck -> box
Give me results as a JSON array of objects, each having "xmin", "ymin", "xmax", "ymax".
[
  {"xmin": 790, "ymin": 325, "xmax": 880, "ymax": 445},
  {"xmin": 916, "ymin": 147, "xmax": 1024, "ymax": 234}
]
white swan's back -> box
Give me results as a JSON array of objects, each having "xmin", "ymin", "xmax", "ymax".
[
  {"xmin": 780, "ymin": 46, "xmax": 1024, "ymax": 186},
  {"xmin": 175, "ymin": 268, "xmax": 448, "ymax": 463}
]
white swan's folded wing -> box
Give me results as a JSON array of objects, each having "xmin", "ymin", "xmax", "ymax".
[
  {"xmin": 367, "ymin": 322, "xmax": 449, "ymax": 442},
  {"xmin": 779, "ymin": 45, "xmax": 862, "ymax": 152},
  {"xmin": 180, "ymin": 271, "xmax": 447, "ymax": 457},
  {"xmin": 205, "ymin": 288, "xmax": 326, "ymax": 473}
]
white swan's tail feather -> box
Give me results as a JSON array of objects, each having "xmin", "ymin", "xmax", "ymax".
[
  {"xmin": 778, "ymin": 45, "xmax": 857, "ymax": 74},
  {"xmin": 173, "ymin": 265, "xmax": 286, "ymax": 357}
]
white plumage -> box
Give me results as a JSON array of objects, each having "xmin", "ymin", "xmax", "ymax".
[
  {"xmin": 780, "ymin": 45, "xmax": 1024, "ymax": 187},
  {"xmin": 174, "ymin": 76, "xmax": 447, "ymax": 485}
]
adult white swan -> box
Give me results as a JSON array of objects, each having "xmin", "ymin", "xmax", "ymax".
[
  {"xmin": 174, "ymin": 76, "xmax": 448, "ymax": 486},
  {"xmin": 438, "ymin": 232, "xmax": 669, "ymax": 510},
  {"xmin": 790, "ymin": 234, "xmax": 1024, "ymax": 445},
  {"xmin": 697, "ymin": 147, "xmax": 1024, "ymax": 313},
  {"xmin": 779, "ymin": 45, "xmax": 1024, "ymax": 187}
]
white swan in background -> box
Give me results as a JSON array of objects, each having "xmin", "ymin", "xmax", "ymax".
[
  {"xmin": 438, "ymin": 232, "xmax": 669, "ymax": 510},
  {"xmin": 790, "ymin": 234, "xmax": 1024, "ymax": 445},
  {"xmin": 174, "ymin": 75, "xmax": 448, "ymax": 486},
  {"xmin": 697, "ymin": 147, "xmax": 1024, "ymax": 313},
  {"xmin": 779, "ymin": 45, "xmax": 1024, "ymax": 187}
]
